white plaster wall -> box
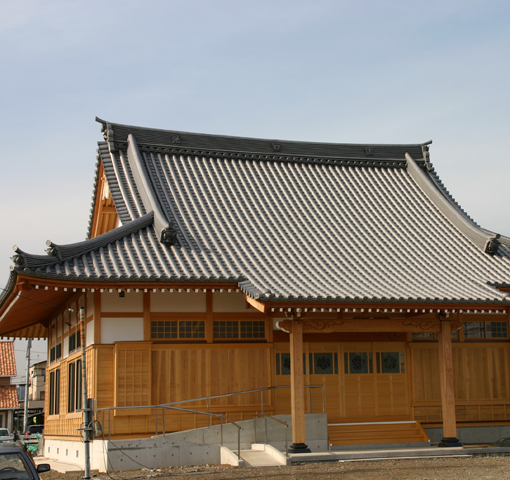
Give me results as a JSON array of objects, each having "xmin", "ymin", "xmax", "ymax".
[
  {"xmin": 101, "ymin": 291, "xmax": 143, "ymax": 312},
  {"xmin": 50, "ymin": 322, "xmax": 55, "ymax": 343},
  {"xmin": 63, "ymin": 336, "xmax": 69, "ymax": 358},
  {"xmin": 86, "ymin": 292, "xmax": 94, "ymax": 316},
  {"xmin": 151, "ymin": 291, "xmax": 206, "ymax": 312},
  {"xmin": 212, "ymin": 292, "xmax": 257, "ymax": 312},
  {"xmin": 101, "ymin": 318, "xmax": 144, "ymax": 344},
  {"xmin": 86, "ymin": 320, "xmax": 94, "ymax": 346}
]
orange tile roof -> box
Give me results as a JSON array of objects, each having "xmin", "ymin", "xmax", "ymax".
[
  {"xmin": 0, "ymin": 385, "xmax": 18, "ymax": 409},
  {"xmin": 0, "ymin": 342, "xmax": 16, "ymax": 376}
]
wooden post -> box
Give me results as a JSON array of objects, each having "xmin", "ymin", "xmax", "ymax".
[
  {"xmin": 438, "ymin": 317, "xmax": 462, "ymax": 447},
  {"xmin": 289, "ymin": 320, "xmax": 310, "ymax": 453}
]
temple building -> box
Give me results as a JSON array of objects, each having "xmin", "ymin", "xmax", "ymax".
[{"xmin": 1, "ymin": 119, "xmax": 510, "ymax": 466}]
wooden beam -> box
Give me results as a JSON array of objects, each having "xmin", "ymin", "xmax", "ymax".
[
  {"xmin": 277, "ymin": 318, "xmax": 462, "ymax": 333},
  {"xmin": 244, "ymin": 295, "xmax": 267, "ymax": 314},
  {"xmin": 438, "ymin": 318, "xmax": 461, "ymax": 447}
]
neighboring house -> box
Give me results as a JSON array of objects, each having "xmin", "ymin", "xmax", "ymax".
[
  {"xmin": 16, "ymin": 361, "xmax": 46, "ymax": 430},
  {"xmin": 0, "ymin": 119, "xmax": 509, "ymax": 466},
  {"xmin": 0, "ymin": 342, "xmax": 19, "ymax": 431}
]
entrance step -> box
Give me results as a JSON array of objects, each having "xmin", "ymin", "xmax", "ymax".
[
  {"xmin": 328, "ymin": 421, "xmax": 429, "ymax": 446},
  {"xmin": 240, "ymin": 444, "xmax": 289, "ymax": 467}
]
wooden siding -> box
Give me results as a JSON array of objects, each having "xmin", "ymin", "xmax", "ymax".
[
  {"xmin": 411, "ymin": 342, "xmax": 510, "ymax": 423},
  {"xmin": 275, "ymin": 341, "xmax": 410, "ymax": 423}
]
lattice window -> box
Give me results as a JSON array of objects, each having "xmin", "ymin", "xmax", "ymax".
[
  {"xmin": 486, "ymin": 322, "xmax": 508, "ymax": 338},
  {"xmin": 240, "ymin": 321, "xmax": 265, "ymax": 338},
  {"xmin": 179, "ymin": 321, "xmax": 205, "ymax": 338},
  {"xmin": 151, "ymin": 321, "xmax": 205, "ymax": 339},
  {"xmin": 464, "ymin": 322, "xmax": 485, "ymax": 338},
  {"xmin": 214, "ymin": 321, "xmax": 239, "ymax": 338},
  {"xmin": 151, "ymin": 321, "xmax": 178, "ymax": 339},
  {"xmin": 213, "ymin": 320, "xmax": 265, "ymax": 339}
]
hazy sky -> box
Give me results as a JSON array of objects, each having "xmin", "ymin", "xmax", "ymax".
[{"xmin": 1, "ymin": 0, "xmax": 510, "ymax": 375}]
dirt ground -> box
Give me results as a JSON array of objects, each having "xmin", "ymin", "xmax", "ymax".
[{"xmin": 40, "ymin": 455, "xmax": 510, "ymax": 480}]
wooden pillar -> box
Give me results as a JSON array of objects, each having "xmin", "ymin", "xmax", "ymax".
[
  {"xmin": 438, "ymin": 317, "xmax": 462, "ymax": 447},
  {"xmin": 289, "ymin": 320, "xmax": 310, "ymax": 453}
]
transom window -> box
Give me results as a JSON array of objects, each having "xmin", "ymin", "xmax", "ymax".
[
  {"xmin": 464, "ymin": 321, "xmax": 508, "ymax": 339},
  {"xmin": 214, "ymin": 321, "xmax": 265, "ymax": 339},
  {"xmin": 151, "ymin": 321, "xmax": 205, "ymax": 339}
]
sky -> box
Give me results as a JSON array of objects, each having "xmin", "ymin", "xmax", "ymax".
[{"xmin": 1, "ymin": 0, "xmax": 510, "ymax": 377}]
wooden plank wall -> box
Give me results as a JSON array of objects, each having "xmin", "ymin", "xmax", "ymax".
[
  {"xmin": 45, "ymin": 348, "xmax": 95, "ymax": 438},
  {"xmin": 274, "ymin": 341, "xmax": 410, "ymax": 423},
  {"xmin": 411, "ymin": 343, "xmax": 510, "ymax": 423},
  {"xmin": 92, "ymin": 343, "xmax": 274, "ymax": 437}
]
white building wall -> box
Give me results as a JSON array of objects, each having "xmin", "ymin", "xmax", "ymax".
[{"xmin": 101, "ymin": 318, "xmax": 144, "ymax": 344}]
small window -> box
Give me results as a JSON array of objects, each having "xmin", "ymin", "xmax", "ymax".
[
  {"xmin": 50, "ymin": 347, "xmax": 56, "ymax": 364},
  {"xmin": 151, "ymin": 321, "xmax": 205, "ymax": 339},
  {"xmin": 179, "ymin": 321, "xmax": 205, "ymax": 338},
  {"xmin": 275, "ymin": 353, "xmax": 308, "ymax": 375},
  {"xmin": 344, "ymin": 352, "xmax": 373, "ymax": 374},
  {"xmin": 214, "ymin": 321, "xmax": 239, "ymax": 339},
  {"xmin": 486, "ymin": 322, "xmax": 508, "ymax": 338},
  {"xmin": 464, "ymin": 322, "xmax": 485, "ymax": 338},
  {"xmin": 240, "ymin": 321, "xmax": 265, "ymax": 338},
  {"xmin": 312, "ymin": 353, "xmax": 337, "ymax": 375},
  {"xmin": 151, "ymin": 321, "xmax": 177, "ymax": 339},
  {"xmin": 376, "ymin": 352, "xmax": 405, "ymax": 374},
  {"xmin": 49, "ymin": 369, "xmax": 60, "ymax": 415},
  {"xmin": 68, "ymin": 363, "xmax": 75, "ymax": 412},
  {"xmin": 213, "ymin": 320, "xmax": 265, "ymax": 339},
  {"xmin": 56, "ymin": 343, "xmax": 62, "ymax": 360},
  {"xmin": 75, "ymin": 359, "xmax": 82, "ymax": 410},
  {"xmin": 69, "ymin": 333, "xmax": 76, "ymax": 353}
]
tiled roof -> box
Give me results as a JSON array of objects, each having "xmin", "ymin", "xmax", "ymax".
[
  {"xmin": 6, "ymin": 120, "xmax": 510, "ymax": 306},
  {"xmin": 0, "ymin": 342, "xmax": 16, "ymax": 376},
  {"xmin": 0, "ymin": 385, "xmax": 19, "ymax": 409}
]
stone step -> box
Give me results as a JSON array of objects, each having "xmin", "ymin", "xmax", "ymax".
[{"xmin": 240, "ymin": 449, "xmax": 283, "ymax": 467}]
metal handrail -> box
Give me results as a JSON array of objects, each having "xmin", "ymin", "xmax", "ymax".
[
  {"xmin": 253, "ymin": 414, "xmax": 289, "ymax": 457},
  {"xmin": 96, "ymin": 383, "xmax": 325, "ymax": 463},
  {"xmin": 160, "ymin": 384, "xmax": 325, "ymax": 425},
  {"xmin": 97, "ymin": 404, "xmax": 242, "ymax": 459}
]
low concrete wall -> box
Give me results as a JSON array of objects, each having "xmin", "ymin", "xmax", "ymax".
[
  {"xmin": 46, "ymin": 413, "xmax": 328, "ymax": 472},
  {"xmin": 44, "ymin": 439, "xmax": 85, "ymax": 469},
  {"xmin": 425, "ymin": 425, "xmax": 510, "ymax": 444},
  {"xmin": 162, "ymin": 413, "xmax": 328, "ymax": 453}
]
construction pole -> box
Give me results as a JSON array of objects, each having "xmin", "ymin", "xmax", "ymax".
[
  {"xmin": 79, "ymin": 307, "xmax": 91, "ymax": 480},
  {"xmin": 23, "ymin": 339, "xmax": 32, "ymax": 434}
]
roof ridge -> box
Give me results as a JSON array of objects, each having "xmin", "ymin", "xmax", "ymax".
[
  {"xmin": 96, "ymin": 118, "xmax": 429, "ymax": 162},
  {"xmin": 406, "ymin": 153, "xmax": 500, "ymax": 255}
]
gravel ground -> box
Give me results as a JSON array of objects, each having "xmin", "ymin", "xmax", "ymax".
[{"xmin": 39, "ymin": 455, "xmax": 510, "ymax": 480}]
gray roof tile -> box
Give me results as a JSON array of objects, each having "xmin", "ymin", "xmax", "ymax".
[{"xmin": 9, "ymin": 120, "xmax": 510, "ymax": 306}]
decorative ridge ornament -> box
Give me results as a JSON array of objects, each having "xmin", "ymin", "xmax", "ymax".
[
  {"xmin": 160, "ymin": 223, "xmax": 179, "ymax": 246},
  {"xmin": 485, "ymin": 235, "xmax": 501, "ymax": 255}
]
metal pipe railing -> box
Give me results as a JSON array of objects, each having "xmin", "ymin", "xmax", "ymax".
[
  {"xmin": 97, "ymin": 404, "xmax": 242, "ymax": 459},
  {"xmin": 253, "ymin": 414, "xmax": 289, "ymax": 456},
  {"xmin": 97, "ymin": 382, "xmax": 325, "ymax": 464},
  {"xmin": 159, "ymin": 384, "xmax": 325, "ymax": 413}
]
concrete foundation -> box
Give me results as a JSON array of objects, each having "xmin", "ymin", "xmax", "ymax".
[
  {"xmin": 425, "ymin": 425, "xmax": 510, "ymax": 444},
  {"xmin": 45, "ymin": 413, "xmax": 328, "ymax": 472}
]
